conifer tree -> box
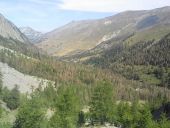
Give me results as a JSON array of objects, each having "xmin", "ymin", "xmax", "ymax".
[{"xmin": 90, "ymin": 81, "xmax": 115, "ymax": 125}]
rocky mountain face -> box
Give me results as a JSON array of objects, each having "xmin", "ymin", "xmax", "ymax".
[
  {"xmin": 0, "ymin": 14, "xmax": 42, "ymax": 61},
  {"xmin": 0, "ymin": 13, "xmax": 29, "ymax": 43},
  {"xmin": 37, "ymin": 6, "xmax": 170, "ymax": 57},
  {"xmin": 0, "ymin": 15, "xmax": 50, "ymax": 94},
  {"xmin": 20, "ymin": 27, "xmax": 43, "ymax": 43}
]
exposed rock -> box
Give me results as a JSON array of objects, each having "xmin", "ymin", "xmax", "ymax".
[
  {"xmin": 0, "ymin": 62, "xmax": 54, "ymax": 93},
  {"xmin": 0, "ymin": 14, "xmax": 29, "ymax": 43}
]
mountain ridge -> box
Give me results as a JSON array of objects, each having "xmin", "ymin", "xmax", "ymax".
[
  {"xmin": 0, "ymin": 13, "xmax": 29, "ymax": 43},
  {"xmin": 20, "ymin": 27, "xmax": 43, "ymax": 43},
  {"xmin": 37, "ymin": 6, "xmax": 170, "ymax": 57}
]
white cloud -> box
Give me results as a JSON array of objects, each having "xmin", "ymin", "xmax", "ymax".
[{"xmin": 58, "ymin": 0, "xmax": 170, "ymax": 12}]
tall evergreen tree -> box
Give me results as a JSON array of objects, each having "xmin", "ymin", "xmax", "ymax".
[
  {"xmin": 13, "ymin": 98, "xmax": 44, "ymax": 128},
  {"xmin": 90, "ymin": 81, "xmax": 115, "ymax": 125},
  {"xmin": 49, "ymin": 86, "xmax": 80, "ymax": 128},
  {"xmin": 4, "ymin": 85, "xmax": 20, "ymax": 110}
]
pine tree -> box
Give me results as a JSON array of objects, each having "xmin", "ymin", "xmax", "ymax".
[
  {"xmin": 49, "ymin": 86, "xmax": 80, "ymax": 128},
  {"xmin": 138, "ymin": 105, "xmax": 153, "ymax": 128},
  {"xmin": 159, "ymin": 114, "xmax": 170, "ymax": 128},
  {"xmin": 90, "ymin": 81, "xmax": 115, "ymax": 125},
  {"xmin": 116, "ymin": 102, "xmax": 133, "ymax": 128},
  {"xmin": 13, "ymin": 98, "xmax": 44, "ymax": 128},
  {"xmin": 4, "ymin": 85, "xmax": 20, "ymax": 110},
  {"xmin": 78, "ymin": 111, "xmax": 85, "ymax": 127}
]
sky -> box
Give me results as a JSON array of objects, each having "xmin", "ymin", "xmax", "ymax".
[{"xmin": 0, "ymin": 0, "xmax": 170, "ymax": 32}]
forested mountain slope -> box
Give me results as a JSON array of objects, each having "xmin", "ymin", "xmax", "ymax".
[
  {"xmin": 0, "ymin": 6, "xmax": 170, "ymax": 128},
  {"xmin": 86, "ymin": 33, "xmax": 170, "ymax": 67},
  {"xmin": 84, "ymin": 33, "xmax": 170, "ymax": 88}
]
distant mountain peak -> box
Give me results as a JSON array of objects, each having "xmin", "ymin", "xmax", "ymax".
[{"xmin": 20, "ymin": 27, "xmax": 43, "ymax": 44}]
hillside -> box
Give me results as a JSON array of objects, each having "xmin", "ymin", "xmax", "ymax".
[
  {"xmin": 0, "ymin": 13, "xmax": 42, "ymax": 59},
  {"xmin": 0, "ymin": 5, "xmax": 170, "ymax": 128},
  {"xmin": 85, "ymin": 33, "xmax": 170, "ymax": 66},
  {"xmin": 0, "ymin": 14, "xmax": 50, "ymax": 94},
  {"xmin": 0, "ymin": 61, "xmax": 52, "ymax": 93},
  {"xmin": 0, "ymin": 14, "xmax": 168, "ymax": 102},
  {"xmin": 81, "ymin": 32, "xmax": 170, "ymax": 89},
  {"xmin": 0, "ymin": 14, "xmax": 155, "ymax": 101},
  {"xmin": 0, "ymin": 14, "xmax": 29, "ymax": 43},
  {"xmin": 37, "ymin": 6, "xmax": 170, "ymax": 57}
]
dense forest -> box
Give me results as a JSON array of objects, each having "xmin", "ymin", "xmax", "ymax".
[
  {"xmin": 0, "ymin": 34, "xmax": 169, "ymax": 127},
  {"xmin": 0, "ymin": 4, "xmax": 170, "ymax": 128},
  {"xmin": 85, "ymin": 33, "xmax": 170, "ymax": 89}
]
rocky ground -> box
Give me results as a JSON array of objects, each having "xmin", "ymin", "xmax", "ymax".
[{"xmin": 0, "ymin": 62, "xmax": 54, "ymax": 93}]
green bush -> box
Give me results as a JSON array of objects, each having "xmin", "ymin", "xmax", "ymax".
[{"xmin": 3, "ymin": 85, "xmax": 20, "ymax": 110}]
